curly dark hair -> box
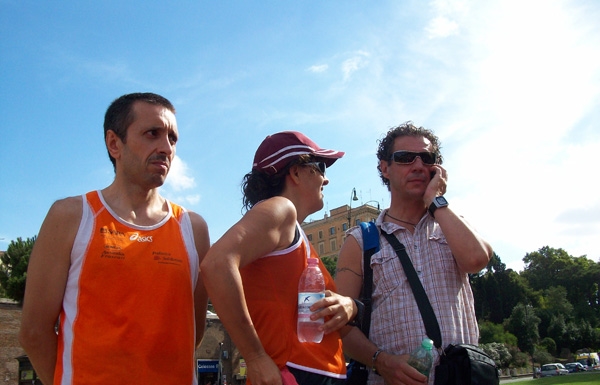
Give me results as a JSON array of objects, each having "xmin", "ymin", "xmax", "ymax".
[
  {"xmin": 376, "ymin": 121, "xmax": 443, "ymax": 189},
  {"xmin": 103, "ymin": 92, "xmax": 175, "ymax": 171},
  {"xmin": 241, "ymin": 155, "xmax": 313, "ymax": 211}
]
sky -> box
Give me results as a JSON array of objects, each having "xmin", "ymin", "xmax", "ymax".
[{"xmin": 1, "ymin": 0, "xmax": 599, "ymax": 272}]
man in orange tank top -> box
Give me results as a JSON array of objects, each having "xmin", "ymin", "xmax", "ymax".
[{"xmin": 19, "ymin": 93, "xmax": 210, "ymax": 385}]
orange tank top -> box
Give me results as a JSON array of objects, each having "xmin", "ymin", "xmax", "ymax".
[
  {"xmin": 240, "ymin": 225, "xmax": 346, "ymax": 383},
  {"xmin": 54, "ymin": 191, "xmax": 199, "ymax": 385}
]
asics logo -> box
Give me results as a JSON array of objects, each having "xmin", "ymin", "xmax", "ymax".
[{"xmin": 130, "ymin": 233, "xmax": 153, "ymax": 242}]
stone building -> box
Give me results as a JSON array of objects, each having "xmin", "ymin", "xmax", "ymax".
[{"xmin": 301, "ymin": 202, "xmax": 381, "ymax": 260}]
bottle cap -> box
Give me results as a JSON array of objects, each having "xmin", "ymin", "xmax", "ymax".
[
  {"xmin": 307, "ymin": 258, "xmax": 318, "ymax": 265},
  {"xmin": 421, "ymin": 338, "xmax": 434, "ymax": 350}
]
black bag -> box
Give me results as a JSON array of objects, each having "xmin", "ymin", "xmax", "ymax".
[
  {"xmin": 345, "ymin": 361, "xmax": 369, "ymax": 385},
  {"xmin": 434, "ymin": 344, "xmax": 499, "ymax": 385}
]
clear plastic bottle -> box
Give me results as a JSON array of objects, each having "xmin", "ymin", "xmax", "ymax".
[
  {"xmin": 407, "ymin": 338, "xmax": 434, "ymax": 377},
  {"xmin": 297, "ymin": 258, "xmax": 325, "ymax": 343}
]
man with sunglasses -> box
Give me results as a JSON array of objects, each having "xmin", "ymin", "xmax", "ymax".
[{"xmin": 336, "ymin": 122, "xmax": 493, "ymax": 385}]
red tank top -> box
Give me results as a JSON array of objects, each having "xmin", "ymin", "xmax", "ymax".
[{"xmin": 240, "ymin": 225, "xmax": 346, "ymax": 383}]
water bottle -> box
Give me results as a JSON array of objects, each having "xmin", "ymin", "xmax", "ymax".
[
  {"xmin": 297, "ymin": 258, "xmax": 325, "ymax": 343},
  {"xmin": 407, "ymin": 338, "xmax": 434, "ymax": 377}
]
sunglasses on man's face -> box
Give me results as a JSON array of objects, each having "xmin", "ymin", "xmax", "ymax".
[
  {"xmin": 304, "ymin": 162, "xmax": 327, "ymax": 176},
  {"xmin": 390, "ymin": 151, "xmax": 437, "ymax": 165}
]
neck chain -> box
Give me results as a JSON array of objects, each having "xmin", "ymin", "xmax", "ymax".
[{"xmin": 385, "ymin": 212, "xmax": 417, "ymax": 228}]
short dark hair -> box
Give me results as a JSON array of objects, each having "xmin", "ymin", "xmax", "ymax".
[
  {"xmin": 376, "ymin": 121, "xmax": 443, "ymax": 189},
  {"xmin": 103, "ymin": 92, "xmax": 175, "ymax": 170}
]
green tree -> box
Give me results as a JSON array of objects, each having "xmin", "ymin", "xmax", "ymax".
[
  {"xmin": 539, "ymin": 337, "xmax": 557, "ymax": 356},
  {"xmin": 0, "ymin": 236, "xmax": 36, "ymax": 303},
  {"xmin": 504, "ymin": 303, "xmax": 540, "ymax": 356},
  {"xmin": 521, "ymin": 246, "xmax": 574, "ymax": 291},
  {"xmin": 471, "ymin": 253, "xmax": 530, "ymax": 324},
  {"xmin": 533, "ymin": 348, "xmax": 554, "ymax": 365},
  {"xmin": 522, "ymin": 247, "xmax": 600, "ymax": 326},
  {"xmin": 320, "ymin": 256, "xmax": 337, "ymax": 278},
  {"xmin": 479, "ymin": 321, "xmax": 517, "ymax": 346},
  {"xmin": 547, "ymin": 314, "xmax": 568, "ymax": 353}
]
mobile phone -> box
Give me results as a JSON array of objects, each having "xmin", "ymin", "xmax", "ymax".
[{"xmin": 430, "ymin": 170, "xmax": 436, "ymax": 179}]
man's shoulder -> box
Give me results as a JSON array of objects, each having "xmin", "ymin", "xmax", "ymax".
[
  {"xmin": 49, "ymin": 194, "xmax": 84, "ymax": 217},
  {"xmin": 172, "ymin": 206, "xmax": 209, "ymax": 240}
]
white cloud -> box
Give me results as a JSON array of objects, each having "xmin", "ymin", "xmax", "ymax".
[
  {"xmin": 161, "ymin": 156, "xmax": 201, "ymax": 209},
  {"xmin": 165, "ymin": 156, "xmax": 196, "ymax": 192},
  {"xmin": 426, "ymin": 16, "xmax": 459, "ymax": 38},
  {"xmin": 307, "ymin": 64, "xmax": 329, "ymax": 73},
  {"xmin": 341, "ymin": 52, "xmax": 370, "ymax": 81}
]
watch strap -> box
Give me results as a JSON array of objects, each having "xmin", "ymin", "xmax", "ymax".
[{"xmin": 428, "ymin": 196, "xmax": 448, "ymax": 218}]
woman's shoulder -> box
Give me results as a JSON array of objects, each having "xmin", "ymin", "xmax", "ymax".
[{"xmin": 252, "ymin": 196, "xmax": 296, "ymax": 217}]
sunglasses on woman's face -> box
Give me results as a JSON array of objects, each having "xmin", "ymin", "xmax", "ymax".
[
  {"xmin": 304, "ymin": 162, "xmax": 327, "ymax": 176},
  {"xmin": 390, "ymin": 151, "xmax": 437, "ymax": 165}
]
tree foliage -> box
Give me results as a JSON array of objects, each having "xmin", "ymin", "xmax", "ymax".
[
  {"xmin": 471, "ymin": 253, "xmax": 531, "ymax": 323},
  {"xmin": 320, "ymin": 255, "xmax": 337, "ymax": 278},
  {"xmin": 504, "ymin": 303, "xmax": 540, "ymax": 355},
  {"xmin": 469, "ymin": 246, "xmax": 600, "ymax": 366},
  {"xmin": 479, "ymin": 321, "xmax": 517, "ymax": 346},
  {"xmin": 0, "ymin": 236, "xmax": 36, "ymax": 303}
]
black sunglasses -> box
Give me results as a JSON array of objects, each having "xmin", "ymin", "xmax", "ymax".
[
  {"xmin": 304, "ymin": 161, "xmax": 327, "ymax": 176},
  {"xmin": 391, "ymin": 151, "xmax": 437, "ymax": 165}
]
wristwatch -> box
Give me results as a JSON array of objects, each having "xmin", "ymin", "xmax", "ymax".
[
  {"xmin": 346, "ymin": 298, "xmax": 364, "ymax": 328},
  {"xmin": 428, "ymin": 196, "xmax": 448, "ymax": 218}
]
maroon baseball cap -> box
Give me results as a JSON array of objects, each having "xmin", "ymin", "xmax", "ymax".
[{"xmin": 252, "ymin": 131, "xmax": 345, "ymax": 175}]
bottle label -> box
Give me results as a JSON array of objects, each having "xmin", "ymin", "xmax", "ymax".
[{"xmin": 297, "ymin": 292, "xmax": 325, "ymax": 321}]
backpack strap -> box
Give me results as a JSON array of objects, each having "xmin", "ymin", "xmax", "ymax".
[
  {"xmin": 348, "ymin": 221, "xmax": 380, "ymax": 375},
  {"xmin": 358, "ymin": 221, "xmax": 379, "ymax": 338}
]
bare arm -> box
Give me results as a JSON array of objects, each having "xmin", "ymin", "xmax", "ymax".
[
  {"xmin": 19, "ymin": 197, "xmax": 81, "ymax": 385},
  {"xmin": 200, "ymin": 197, "xmax": 297, "ymax": 385},
  {"xmin": 189, "ymin": 211, "xmax": 210, "ymax": 347},
  {"xmin": 426, "ymin": 166, "xmax": 492, "ymax": 273},
  {"xmin": 431, "ymin": 207, "xmax": 492, "ymax": 273}
]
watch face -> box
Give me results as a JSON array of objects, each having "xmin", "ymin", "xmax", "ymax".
[{"xmin": 435, "ymin": 196, "xmax": 448, "ymax": 206}]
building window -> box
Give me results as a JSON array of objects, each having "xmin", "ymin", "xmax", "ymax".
[
  {"xmin": 319, "ymin": 242, "xmax": 325, "ymax": 255},
  {"xmin": 318, "ymin": 230, "xmax": 323, "ymax": 240},
  {"xmin": 342, "ymin": 223, "xmax": 348, "ymax": 231},
  {"xmin": 330, "ymin": 239, "xmax": 337, "ymax": 251},
  {"xmin": 307, "ymin": 233, "xmax": 313, "ymax": 241},
  {"xmin": 329, "ymin": 227, "xmax": 335, "ymax": 235}
]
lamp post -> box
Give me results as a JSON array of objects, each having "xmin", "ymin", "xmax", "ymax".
[
  {"xmin": 218, "ymin": 342, "xmax": 223, "ymax": 385},
  {"xmin": 363, "ymin": 200, "xmax": 381, "ymax": 214},
  {"xmin": 347, "ymin": 188, "xmax": 359, "ymax": 228}
]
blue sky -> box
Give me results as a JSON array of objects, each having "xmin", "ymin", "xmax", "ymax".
[{"xmin": 1, "ymin": 0, "xmax": 599, "ymax": 272}]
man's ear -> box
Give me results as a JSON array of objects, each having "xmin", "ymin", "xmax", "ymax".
[
  {"xmin": 105, "ymin": 130, "xmax": 123, "ymax": 161},
  {"xmin": 379, "ymin": 159, "xmax": 390, "ymax": 180}
]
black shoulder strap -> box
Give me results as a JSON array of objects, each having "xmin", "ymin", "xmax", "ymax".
[
  {"xmin": 358, "ymin": 221, "xmax": 379, "ymax": 338},
  {"xmin": 381, "ymin": 231, "xmax": 442, "ymax": 349}
]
